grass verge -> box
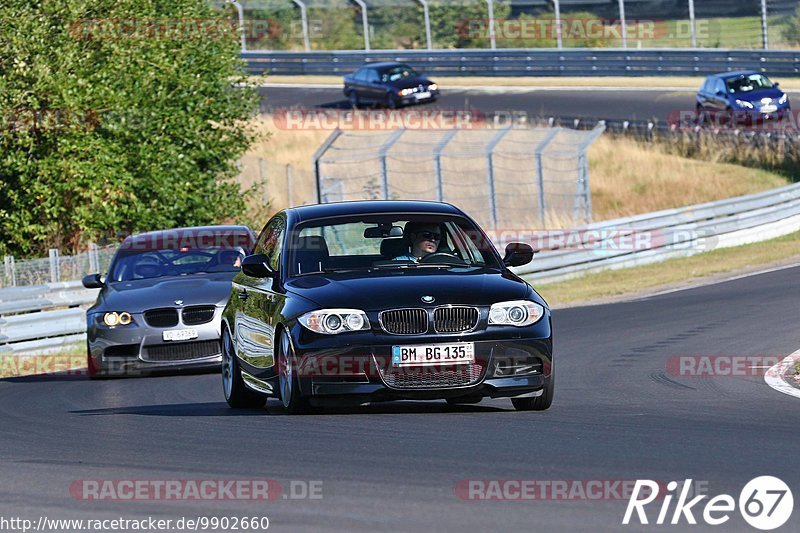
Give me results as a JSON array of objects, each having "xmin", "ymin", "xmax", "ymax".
[
  {"xmin": 535, "ymin": 230, "xmax": 800, "ymax": 308},
  {"xmin": 0, "ymin": 344, "xmax": 85, "ymax": 379}
]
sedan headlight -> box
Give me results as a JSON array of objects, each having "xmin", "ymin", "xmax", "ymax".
[
  {"xmin": 735, "ymin": 99, "xmax": 754, "ymax": 109},
  {"xmin": 428, "ymin": 83, "xmax": 438, "ymax": 91},
  {"xmin": 399, "ymin": 88, "xmax": 415, "ymax": 96},
  {"xmin": 488, "ymin": 301, "xmax": 544, "ymax": 327},
  {"xmin": 103, "ymin": 312, "xmax": 133, "ymax": 326},
  {"xmin": 299, "ymin": 309, "xmax": 370, "ymax": 335},
  {"xmin": 779, "ymin": 94, "xmax": 789, "ymax": 105}
]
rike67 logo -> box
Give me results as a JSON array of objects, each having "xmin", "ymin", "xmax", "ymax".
[{"xmin": 623, "ymin": 476, "xmax": 793, "ymax": 530}]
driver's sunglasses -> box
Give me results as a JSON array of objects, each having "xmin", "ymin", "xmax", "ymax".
[{"xmin": 417, "ymin": 231, "xmax": 441, "ymax": 241}]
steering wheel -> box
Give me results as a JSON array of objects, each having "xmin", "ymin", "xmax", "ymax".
[{"xmin": 419, "ymin": 252, "xmax": 467, "ymax": 265}]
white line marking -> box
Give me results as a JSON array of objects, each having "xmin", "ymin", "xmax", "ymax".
[{"xmin": 764, "ymin": 349, "xmax": 800, "ymax": 399}]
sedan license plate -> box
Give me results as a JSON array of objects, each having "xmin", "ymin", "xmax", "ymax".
[
  {"xmin": 162, "ymin": 328, "xmax": 198, "ymax": 342},
  {"xmin": 392, "ymin": 342, "xmax": 474, "ymax": 367},
  {"xmin": 414, "ymin": 91, "xmax": 431, "ymax": 100}
]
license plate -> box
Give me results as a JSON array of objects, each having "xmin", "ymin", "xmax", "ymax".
[
  {"xmin": 162, "ymin": 328, "xmax": 198, "ymax": 342},
  {"xmin": 392, "ymin": 342, "xmax": 474, "ymax": 366},
  {"xmin": 414, "ymin": 91, "xmax": 431, "ymax": 100},
  {"xmin": 761, "ymin": 105, "xmax": 777, "ymax": 113}
]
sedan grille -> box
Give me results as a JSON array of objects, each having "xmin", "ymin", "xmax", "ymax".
[
  {"xmin": 380, "ymin": 308, "xmax": 428, "ymax": 335},
  {"xmin": 433, "ymin": 306, "xmax": 479, "ymax": 333},
  {"xmin": 379, "ymin": 363, "xmax": 485, "ymax": 389},
  {"xmin": 182, "ymin": 305, "xmax": 216, "ymax": 325},
  {"xmin": 143, "ymin": 308, "xmax": 179, "ymax": 328},
  {"xmin": 142, "ymin": 340, "xmax": 221, "ymax": 362}
]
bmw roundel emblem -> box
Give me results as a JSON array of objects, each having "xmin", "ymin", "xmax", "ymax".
[{"xmin": 421, "ymin": 295, "xmax": 435, "ymax": 303}]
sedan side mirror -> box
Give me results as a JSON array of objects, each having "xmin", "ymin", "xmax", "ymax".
[
  {"xmin": 716, "ymin": 90, "xmax": 725, "ymax": 97},
  {"xmin": 82, "ymin": 273, "xmax": 104, "ymax": 289},
  {"xmin": 241, "ymin": 254, "xmax": 275, "ymax": 278},
  {"xmin": 774, "ymin": 82, "xmax": 780, "ymax": 88},
  {"xmin": 503, "ymin": 242, "xmax": 535, "ymax": 267}
]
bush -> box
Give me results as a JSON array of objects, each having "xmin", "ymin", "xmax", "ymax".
[{"xmin": 0, "ymin": 0, "xmax": 260, "ymax": 257}]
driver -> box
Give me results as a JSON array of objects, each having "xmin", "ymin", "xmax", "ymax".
[{"xmin": 394, "ymin": 222, "xmax": 442, "ymax": 262}]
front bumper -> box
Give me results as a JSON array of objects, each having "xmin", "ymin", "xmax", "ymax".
[
  {"xmin": 87, "ymin": 309, "xmax": 224, "ymax": 377},
  {"xmin": 240, "ymin": 322, "xmax": 552, "ymax": 403},
  {"xmin": 398, "ymin": 89, "xmax": 439, "ymax": 105}
]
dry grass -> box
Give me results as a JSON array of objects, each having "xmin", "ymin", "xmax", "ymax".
[
  {"xmin": 535, "ymin": 230, "xmax": 800, "ymax": 308},
  {"xmin": 587, "ymin": 136, "xmax": 789, "ymax": 220},
  {"xmin": 241, "ymin": 114, "xmax": 791, "ymax": 224},
  {"xmin": 253, "ymin": 75, "xmax": 800, "ymax": 91}
]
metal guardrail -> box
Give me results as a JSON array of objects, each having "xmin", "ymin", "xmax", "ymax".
[
  {"xmin": 0, "ymin": 281, "xmax": 97, "ymax": 355},
  {"xmin": 243, "ymin": 49, "xmax": 800, "ymax": 78},
  {"xmin": 2, "ymin": 182, "xmax": 800, "ymax": 354},
  {"xmin": 513, "ymin": 182, "xmax": 800, "ymax": 284}
]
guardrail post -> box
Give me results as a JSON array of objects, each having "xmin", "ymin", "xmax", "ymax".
[
  {"xmin": 225, "ymin": 0, "xmax": 247, "ymax": 53},
  {"xmin": 687, "ymin": 0, "xmax": 697, "ymax": 48},
  {"xmin": 4, "ymin": 255, "xmax": 15, "ymax": 287},
  {"xmin": 486, "ymin": 126, "xmax": 511, "ymax": 230},
  {"xmin": 48, "ymin": 249, "xmax": 60, "ymax": 283},
  {"xmin": 433, "ymin": 129, "xmax": 458, "ymax": 202},
  {"xmin": 291, "ymin": 0, "xmax": 311, "ymax": 51},
  {"xmin": 618, "ymin": 0, "xmax": 627, "ymax": 49},
  {"xmin": 760, "ymin": 0, "xmax": 769, "ymax": 50},
  {"xmin": 553, "ymin": 0, "xmax": 562, "ymax": 49}
]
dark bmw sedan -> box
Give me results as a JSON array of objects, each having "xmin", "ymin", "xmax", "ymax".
[
  {"xmin": 83, "ymin": 225, "xmax": 255, "ymax": 377},
  {"xmin": 221, "ymin": 201, "xmax": 552, "ymax": 414},
  {"xmin": 343, "ymin": 62, "xmax": 439, "ymax": 109},
  {"xmin": 696, "ymin": 70, "xmax": 790, "ymax": 121}
]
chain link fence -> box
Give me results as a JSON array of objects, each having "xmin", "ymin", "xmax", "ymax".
[
  {"xmin": 312, "ymin": 125, "xmax": 605, "ymax": 230},
  {"xmin": 2, "ymin": 245, "xmax": 117, "ymax": 288},
  {"xmin": 219, "ymin": 0, "xmax": 800, "ymax": 51}
]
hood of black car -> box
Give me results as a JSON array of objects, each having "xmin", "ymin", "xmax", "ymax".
[
  {"xmin": 284, "ymin": 268, "xmax": 532, "ymax": 311},
  {"xmin": 97, "ymin": 273, "xmax": 235, "ymax": 312},
  {"xmin": 388, "ymin": 76, "xmax": 433, "ymax": 89}
]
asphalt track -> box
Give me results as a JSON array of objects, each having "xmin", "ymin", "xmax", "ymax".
[
  {"xmin": 2, "ymin": 265, "xmax": 799, "ymax": 532},
  {"xmin": 259, "ymin": 86, "xmax": 694, "ymax": 122}
]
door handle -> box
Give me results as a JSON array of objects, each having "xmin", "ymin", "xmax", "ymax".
[{"xmin": 238, "ymin": 289, "xmax": 248, "ymax": 301}]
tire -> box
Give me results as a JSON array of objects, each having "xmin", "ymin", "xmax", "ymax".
[
  {"xmin": 511, "ymin": 364, "xmax": 554, "ymax": 411},
  {"xmin": 222, "ymin": 327, "xmax": 267, "ymax": 408},
  {"xmin": 348, "ymin": 91, "xmax": 359, "ymax": 108},
  {"xmin": 277, "ymin": 330, "xmax": 313, "ymax": 415},
  {"xmin": 385, "ymin": 93, "xmax": 399, "ymax": 109},
  {"xmin": 695, "ymin": 103, "xmax": 706, "ymax": 125}
]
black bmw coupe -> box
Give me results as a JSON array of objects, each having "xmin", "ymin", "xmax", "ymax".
[
  {"xmin": 343, "ymin": 62, "xmax": 439, "ymax": 109},
  {"xmin": 221, "ymin": 201, "xmax": 552, "ymax": 414}
]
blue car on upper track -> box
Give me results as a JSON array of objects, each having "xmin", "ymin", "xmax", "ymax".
[{"xmin": 696, "ymin": 71, "xmax": 790, "ymax": 122}]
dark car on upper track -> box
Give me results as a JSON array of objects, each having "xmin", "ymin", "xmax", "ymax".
[
  {"xmin": 221, "ymin": 201, "xmax": 552, "ymax": 414},
  {"xmin": 343, "ymin": 62, "xmax": 439, "ymax": 109},
  {"xmin": 696, "ymin": 71, "xmax": 790, "ymax": 122},
  {"xmin": 83, "ymin": 225, "xmax": 255, "ymax": 378}
]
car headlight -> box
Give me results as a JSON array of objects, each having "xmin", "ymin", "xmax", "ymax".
[
  {"xmin": 428, "ymin": 83, "xmax": 438, "ymax": 91},
  {"xmin": 399, "ymin": 88, "xmax": 414, "ymax": 96},
  {"xmin": 103, "ymin": 312, "xmax": 133, "ymax": 326},
  {"xmin": 299, "ymin": 309, "xmax": 370, "ymax": 335},
  {"xmin": 488, "ymin": 301, "xmax": 544, "ymax": 327},
  {"xmin": 735, "ymin": 99, "xmax": 754, "ymax": 109},
  {"xmin": 779, "ymin": 94, "xmax": 789, "ymax": 105}
]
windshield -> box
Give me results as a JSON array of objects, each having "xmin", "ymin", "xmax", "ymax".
[
  {"xmin": 726, "ymin": 74, "xmax": 773, "ymax": 94},
  {"xmin": 108, "ymin": 247, "xmax": 245, "ymax": 282},
  {"xmin": 289, "ymin": 215, "xmax": 501, "ymax": 277},
  {"xmin": 381, "ymin": 64, "xmax": 418, "ymax": 82}
]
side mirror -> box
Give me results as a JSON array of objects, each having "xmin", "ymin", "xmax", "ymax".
[
  {"xmin": 82, "ymin": 273, "xmax": 104, "ymax": 289},
  {"xmin": 503, "ymin": 242, "xmax": 535, "ymax": 267},
  {"xmin": 716, "ymin": 90, "xmax": 725, "ymax": 97},
  {"xmin": 241, "ymin": 254, "xmax": 275, "ymax": 278},
  {"xmin": 774, "ymin": 82, "xmax": 780, "ymax": 88}
]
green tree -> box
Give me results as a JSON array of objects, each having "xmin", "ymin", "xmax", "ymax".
[
  {"xmin": 0, "ymin": 0, "xmax": 260, "ymax": 257},
  {"xmin": 783, "ymin": 6, "xmax": 800, "ymax": 46}
]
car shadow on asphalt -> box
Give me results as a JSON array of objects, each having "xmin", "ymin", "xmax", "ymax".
[
  {"xmin": 281, "ymin": 400, "xmax": 511, "ymax": 416},
  {"xmin": 70, "ymin": 402, "xmax": 266, "ymax": 417}
]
